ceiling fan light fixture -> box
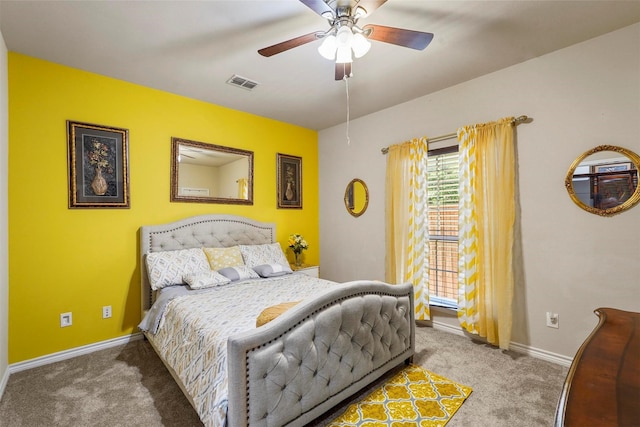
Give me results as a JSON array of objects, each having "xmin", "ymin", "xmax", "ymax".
[
  {"xmin": 258, "ymin": 1, "xmax": 435, "ymax": 80},
  {"xmin": 336, "ymin": 26, "xmax": 354, "ymax": 47},
  {"xmin": 354, "ymin": 6, "xmax": 368, "ymax": 19},
  {"xmin": 336, "ymin": 45, "xmax": 353, "ymax": 63},
  {"xmin": 318, "ymin": 35, "xmax": 337, "ymax": 60},
  {"xmin": 351, "ymin": 32, "xmax": 371, "ymax": 58},
  {"xmin": 321, "ymin": 10, "xmax": 334, "ymax": 20}
]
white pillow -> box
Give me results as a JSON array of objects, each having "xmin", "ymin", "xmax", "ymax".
[
  {"xmin": 218, "ymin": 265, "xmax": 260, "ymax": 282},
  {"xmin": 239, "ymin": 243, "xmax": 289, "ymax": 268},
  {"xmin": 145, "ymin": 248, "xmax": 209, "ymax": 290},
  {"xmin": 183, "ymin": 271, "xmax": 231, "ymax": 290},
  {"xmin": 253, "ymin": 263, "xmax": 293, "ymax": 278}
]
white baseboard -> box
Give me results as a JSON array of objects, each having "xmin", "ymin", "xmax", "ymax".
[
  {"xmin": 431, "ymin": 319, "xmax": 467, "ymax": 336},
  {"xmin": 508, "ymin": 341, "xmax": 573, "ymax": 367},
  {"xmin": 8, "ymin": 333, "xmax": 144, "ymax": 374},
  {"xmin": 431, "ymin": 320, "xmax": 573, "ymax": 367},
  {"xmin": 0, "ymin": 364, "xmax": 9, "ymax": 402}
]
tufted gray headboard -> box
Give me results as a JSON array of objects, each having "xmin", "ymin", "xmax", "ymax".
[{"xmin": 139, "ymin": 214, "xmax": 276, "ymax": 313}]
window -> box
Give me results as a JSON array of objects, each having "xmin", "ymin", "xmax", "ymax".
[{"xmin": 426, "ymin": 147, "xmax": 459, "ymax": 308}]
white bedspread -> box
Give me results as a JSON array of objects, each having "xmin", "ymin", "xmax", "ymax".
[{"xmin": 141, "ymin": 273, "xmax": 336, "ymax": 427}]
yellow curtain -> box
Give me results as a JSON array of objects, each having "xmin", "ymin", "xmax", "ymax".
[
  {"xmin": 457, "ymin": 117, "xmax": 516, "ymax": 349},
  {"xmin": 237, "ymin": 178, "xmax": 248, "ymax": 199},
  {"xmin": 385, "ymin": 138, "xmax": 430, "ymax": 320}
]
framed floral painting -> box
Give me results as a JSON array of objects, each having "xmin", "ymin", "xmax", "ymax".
[
  {"xmin": 67, "ymin": 121, "xmax": 130, "ymax": 208},
  {"xmin": 276, "ymin": 153, "xmax": 302, "ymax": 209}
]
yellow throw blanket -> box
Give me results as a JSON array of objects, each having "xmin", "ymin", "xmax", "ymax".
[{"xmin": 256, "ymin": 301, "xmax": 300, "ymax": 327}]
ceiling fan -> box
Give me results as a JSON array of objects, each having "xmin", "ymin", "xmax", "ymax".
[{"xmin": 258, "ymin": 0, "xmax": 434, "ymax": 80}]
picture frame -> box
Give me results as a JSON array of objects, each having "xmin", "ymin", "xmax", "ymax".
[
  {"xmin": 67, "ymin": 121, "xmax": 130, "ymax": 208},
  {"xmin": 276, "ymin": 153, "xmax": 302, "ymax": 209},
  {"xmin": 594, "ymin": 162, "xmax": 631, "ymax": 173},
  {"xmin": 347, "ymin": 182, "xmax": 355, "ymax": 210},
  {"xmin": 593, "ymin": 173, "xmax": 635, "ymax": 209}
]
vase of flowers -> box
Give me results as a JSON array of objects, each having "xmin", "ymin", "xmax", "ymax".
[
  {"xmin": 288, "ymin": 233, "xmax": 308, "ymax": 267},
  {"xmin": 87, "ymin": 138, "xmax": 112, "ymax": 196}
]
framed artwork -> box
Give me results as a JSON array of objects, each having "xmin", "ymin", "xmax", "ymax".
[
  {"xmin": 276, "ymin": 153, "xmax": 302, "ymax": 209},
  {"xmin": 67, "ymin": 121, "xmax": 130, "ymax": 208},
  {"xmin": 594, "ymin": 162, "xmax": 631, "ymax": 173},
  {"xmin": 593, "ymin": 173, "xmax": 635, "ymax": 209},
  {"xmin": 346, "ymin": 182, "xmax": 355, "ymax": 210}
]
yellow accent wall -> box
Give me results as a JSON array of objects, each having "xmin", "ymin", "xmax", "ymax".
[{"xmin": 7, "ymin": 53, "xmax": 319, "ymax": 363}]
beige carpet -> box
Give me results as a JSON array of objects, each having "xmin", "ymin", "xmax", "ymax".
[{"xmin": 0, "ymin": 325, "xmax": 568, "ymax": 426}]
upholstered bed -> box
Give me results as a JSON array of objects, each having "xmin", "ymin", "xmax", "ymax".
[{"xmin": 138, "ymin": 214, "xmax": 415, "ymax": 427}]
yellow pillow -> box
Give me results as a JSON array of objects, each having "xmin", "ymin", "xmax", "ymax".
[
  {"xmin": 256, "ymin": 301, "xmax": 300, "ymax": 327},
  {"xmin": 203, "ymin": 246, "xmax": 244, "ymax": 271}
]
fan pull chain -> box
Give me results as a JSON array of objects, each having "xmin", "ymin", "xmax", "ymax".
[{"xmin": 344, "ymin": 74, "xmax": 351, "ymax": 145}]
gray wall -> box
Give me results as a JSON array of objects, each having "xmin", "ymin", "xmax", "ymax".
[{"xmin": 319, "ymin": 23, "xmax": 640, "ymax": 360}]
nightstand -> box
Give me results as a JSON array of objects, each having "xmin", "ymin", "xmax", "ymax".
[{"xmin": 291, "ymin": 264, "xmax": 319, "ymax": 278}]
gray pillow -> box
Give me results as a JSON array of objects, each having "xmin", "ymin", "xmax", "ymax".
[
  {"xmin": 253, "ymin": 263, "xmax": 293, "ymax": 278},
  {"xmin": 218, "ymin": 265, "xmax": 260, "ymax": 282}
]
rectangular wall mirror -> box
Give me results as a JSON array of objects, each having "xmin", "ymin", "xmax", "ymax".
[{"xmin": 170, "ymin": 137, "xmax": 253, "ymax": 205}]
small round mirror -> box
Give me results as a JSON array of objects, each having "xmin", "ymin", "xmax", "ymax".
[
  {"xmin": 345, "ymin": 178, "xmax": 369, "ymax": 217},
  {"xmin": 565, "ymin": 145, "xmax": 640, "ymax": 217}
]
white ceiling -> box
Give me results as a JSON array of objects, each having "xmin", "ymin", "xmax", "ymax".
[{"xmin": 1, "ymin": 1, "xmax": 639, "ymax": 130}]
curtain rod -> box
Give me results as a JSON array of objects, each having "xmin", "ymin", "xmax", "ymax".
[{"xmin": 380, "ymin": 115, "xmax": 530, "ymax": 155}]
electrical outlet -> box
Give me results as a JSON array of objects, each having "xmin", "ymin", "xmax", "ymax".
[
  {"xmin": 60, "ymin": 312, "xmax": 72, "ymax": 327},
  {"xmin": 102, "ymin": 305, "xmax": 112, "ymax": 319},
  {"xmin": 546, "ymin": 312, "xmax": 559, "ymax": 329}
]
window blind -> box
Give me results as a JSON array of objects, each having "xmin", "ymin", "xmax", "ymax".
[{"xmin": 427, "ymin": 149, "xmax": 459, "ymax": 306}]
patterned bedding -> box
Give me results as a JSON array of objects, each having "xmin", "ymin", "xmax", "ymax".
[{"xmin": 139, "ymin": 273, "xmax": 336, "ymax": 427}]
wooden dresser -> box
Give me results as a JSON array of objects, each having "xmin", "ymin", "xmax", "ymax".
[{"xmin": 555, "ymin": 308, "xmax": 640, "ymax": 426}]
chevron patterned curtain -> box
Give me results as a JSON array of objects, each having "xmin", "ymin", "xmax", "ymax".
[
  {"xmin": 457, "ymin": 117, "xmax": 516, "ymax": 349},
  {"xmin": 237, "ymin": 178, "xmax": 248, "ymax": 199},
  {"xmin": 385, "ymin": 137, "xmax": 430, "ymax": 320}
]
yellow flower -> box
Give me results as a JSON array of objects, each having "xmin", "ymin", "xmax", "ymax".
[{"xmin": 288, "ymin": 233, "xmax": 309, "ymax": 254}]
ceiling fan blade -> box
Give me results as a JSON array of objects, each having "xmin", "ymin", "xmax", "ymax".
[
  {"xmin": 356, "ymin": 0, "xmax": 388, "ymax": 16},
  {"xmin": 363, "ymin": 24, "xmax": 434, "ymax": 50},
  {"xmin": 335, "ymin": 63, "xmax": 352, "ymax": 80},
  {"xmin": 299, "ymin": 0, "xmax": 333, "ymax": 17},
  {"xmin": 258, "ymin": 32, "xmax": 321, "ymax": 57}
]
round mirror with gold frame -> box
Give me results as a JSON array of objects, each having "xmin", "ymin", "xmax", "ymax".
[
  {"xmin": 565, "ymin": 145, "xmax": 640, "ymax": 217},
  {"xmin": 345, "ymin": 178, "xmax": 369, "ymax": 217}
]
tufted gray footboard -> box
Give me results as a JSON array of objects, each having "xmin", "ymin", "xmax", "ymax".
[{"xmin": 227, "ymin": 281, "xmax": 415, "ymax": 427}]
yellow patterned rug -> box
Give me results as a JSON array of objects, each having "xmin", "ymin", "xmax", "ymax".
[{"xmin": 327, "ymin": 364, "xmax": 472, "ymax": 427}]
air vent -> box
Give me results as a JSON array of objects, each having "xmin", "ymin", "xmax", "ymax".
[{"xmin": 226, "ymin": 74, "xmax": 259, "ymax": 91}]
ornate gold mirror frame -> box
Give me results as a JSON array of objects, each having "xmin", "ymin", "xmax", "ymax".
[
  {"xmin": 170, "ymin": 137, "xmax": 254, "ymax": 205},
  {"xmin": 344, "ymin": 178, "xmax": 369, "ymax": 217},
  {"xmin": 565, "ymin": 145, "xmax": 640, "ymax": 217}
]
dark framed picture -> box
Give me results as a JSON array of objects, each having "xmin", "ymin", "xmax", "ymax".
[
  {"xmin": 593, "ymin": 173, "xmax": 634, "ymax": 209},
  {"xmin": 277, "ymin": 153, "xmax": 302, "ymax": 209},
  {"xmin": 347, "ymin": 182, "xmax": 355, "ymax": 210},
  {"xmin": 594, "ymin": 162, "xmax": 631, "ymax": 173},
  {"xmin": 67, "ymin": 121, "xmax": 130, "ymax": 208}
]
